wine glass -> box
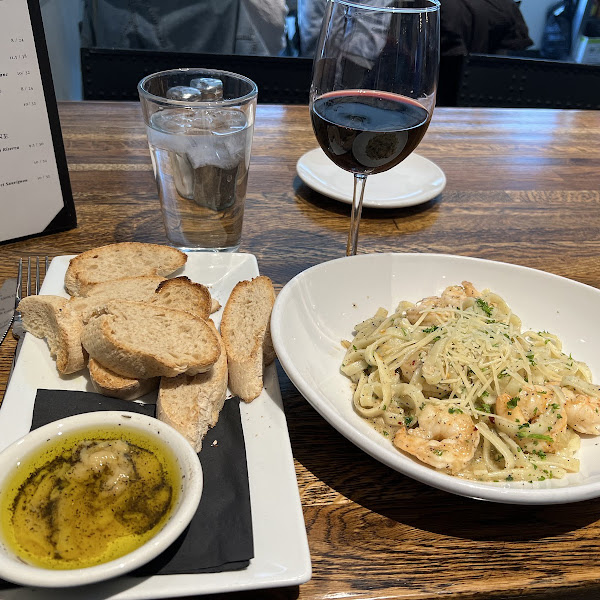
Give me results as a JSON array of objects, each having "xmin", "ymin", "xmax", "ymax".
[{"xmin": 309, "ymin": 0, "xmax": 440, "ymax": 255}]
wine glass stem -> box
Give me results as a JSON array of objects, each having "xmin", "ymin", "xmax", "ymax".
[{"xmin": 346, "ymin": 173, "xmax": 368, "ymax": 256}]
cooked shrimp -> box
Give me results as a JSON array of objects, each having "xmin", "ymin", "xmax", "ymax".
[
  {"xmin": 442, "ymin": 281, "xmax": 480, "ymax": 305},
  {"xmin": 495, "ymin": 386, "xmax": 568, "ymax": 453},
  {"xmin": 561, "ymin": 387, "xmax": 600, "ymax": 435},
  {"xmin": 405, "ymin": 281, "xmax": 480, "ymax": 325},
  {"xmin": 393, "ymin": 403, "xmax": 480, "ymax": 473}
]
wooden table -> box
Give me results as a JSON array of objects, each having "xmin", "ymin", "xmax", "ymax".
[{"xmin": 1, "ymin": 102, "xmax": 600, "ymax": 600}]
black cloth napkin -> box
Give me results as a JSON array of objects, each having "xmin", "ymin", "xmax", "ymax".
[{"xmin": 29, "ymin": 389, "xmax": 254, "ymax": 576}]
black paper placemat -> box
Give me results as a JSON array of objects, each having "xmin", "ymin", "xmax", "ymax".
[{"xmin": 29, "ymin": 389, "xmax": 254, "ymax": 576}]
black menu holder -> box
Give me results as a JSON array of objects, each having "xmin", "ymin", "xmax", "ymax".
[{"xmin": 0, "ymin": 0, "xmax": 76, "ymax": 245}]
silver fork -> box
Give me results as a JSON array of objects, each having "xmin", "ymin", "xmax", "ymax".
[{"xmin": 10, "ymin": 256, "xmax": 49, "ymax": 373}]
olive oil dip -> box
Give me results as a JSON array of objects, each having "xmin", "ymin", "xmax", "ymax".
[{"xmin": 0, "ymin": 425, "xmax": 180, "ymax": 570}]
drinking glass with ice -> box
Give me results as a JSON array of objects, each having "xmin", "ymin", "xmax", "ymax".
[{"xmin": 138, "ymin": 69, "xmax": 258, "ymax": 252}]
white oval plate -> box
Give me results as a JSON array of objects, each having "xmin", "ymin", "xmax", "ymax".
[
  {"xmin": 271, "ymin": 253, "xmax": 600, "ymax": 504},
  {"xmin": 296, "ymin": 148, "xmax": 446, "ymax": 208}
]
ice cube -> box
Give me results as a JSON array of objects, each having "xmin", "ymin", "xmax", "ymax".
[
  {"xmin": 166, "ymin": 86, "xmax": 204, "ymax": 101},
  {"xmin": 147, "ymin": 108, "xmax": 248, "ymax": 170},
  {"xmin": 189, "ymin": 78, "xmax": 223, "ymax": 100}
]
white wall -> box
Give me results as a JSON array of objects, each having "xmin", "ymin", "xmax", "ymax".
[{"xmin": 39, "ymin": 0, "xmax": 84, "ymax": 100}]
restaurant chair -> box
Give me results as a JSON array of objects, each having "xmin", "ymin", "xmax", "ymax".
[
  {"xmin": 83, "ymin": 48, "xmax": 599, "ymax": 110},
  {"xmin": 455, "ymin": 53, "xmax": 600, "ymax": 109},
  {"xmin": 81, "ymin": 48, "xmax": 466, "ymax": 106},
  {"xmin": 81, "ymin": 47, "xmax": 313, "ymax": 104}
]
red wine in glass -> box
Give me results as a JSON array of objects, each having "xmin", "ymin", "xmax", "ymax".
[
  {"xmin": 309, "ymin": 0, "xmax": 440, "ymax": 256},
  {"xmin": 311, "ymin": 90, "xmax": 431, "ymax": 175}
]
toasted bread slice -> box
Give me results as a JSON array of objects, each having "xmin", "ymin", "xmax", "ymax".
[
  {"xmin": 18, "ymin": 295, "xmax": 86, "ymax": 375},
  {"xmin": 81, "ymin": 301, "xmax": 220, "ymax": 379},
  {"xmin": 151, "ymin": 277, "xmax": 212, "ymax": 320},
  {"xmin": 220, "ymin": 276, "xmax": 276, "ymax": 403},
  {"xmin": 82, "ymin": 277, "xmax": 213, "ymax": 399},
  {"xmin": 88, "ymin": 358, "xmax": 159, "ymax": 401},
  {"xmin": 71, "ymin": 276, "xmax": 165, "ymax": 309},
  {"xmin": 157, "ymin": 320, "xmax": 228, "ymax": 452},
  {"xmin": 64, "ymin": 242, "xmax": 187, "ymax": 296},
  {"xmin": 70, "ymin": 276, "xmax": 213, "ymax": 322}
]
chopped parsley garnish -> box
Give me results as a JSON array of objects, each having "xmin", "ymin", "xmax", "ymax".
[
  {"xmin": 506, "ymin": 474, "xmax": 514, "ymax": 481},
  {"xmin": 423, "ymin": 325, "xmax": 439, "ymax": 333},
  {"xmin": 448, "ymin": 407, "xmax": 464, "ymax": 414},
  {"xmin": 476, "ymin": 298, "xmax": 493, "ymax": 316},
  {"xmin": 507, "ymin": 396, "xmax": 520, "ymax": 409},
  {"xmin": 516, "ymin": 433, "xmax": 554, "ymax": 442},
  {"xmin": 404, "ymin": 416, "xmax": 414, "ymax": 426},
  {"xmin": 433, "ymin": 449, "xmax": 444, "ymax": 456},
  {"xmin": 526, "ymin": 353, "xmax": 536, "ymax": 366},
  {"xmin": 475, "ymin": 401, "xmax": 492, "ymax": 414}
]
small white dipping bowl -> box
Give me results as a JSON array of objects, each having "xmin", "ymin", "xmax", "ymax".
[{"xmin": 0, "ymin": 411, "xmax": 203, "ymax": 588}]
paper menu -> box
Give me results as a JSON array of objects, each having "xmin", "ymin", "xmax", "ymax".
[{"xmin": 0, "ymin": 0, "xmax": 75, "ymax": 244}]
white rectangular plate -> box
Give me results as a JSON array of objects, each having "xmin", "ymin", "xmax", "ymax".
[{"xmin": 0, "ymin": 252, "xmax": 311, "ymax": 599}]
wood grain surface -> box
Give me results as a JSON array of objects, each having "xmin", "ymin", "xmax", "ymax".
[{"xmin": 1, "ymin": 102, "xmax": 600, "ymax": 600}]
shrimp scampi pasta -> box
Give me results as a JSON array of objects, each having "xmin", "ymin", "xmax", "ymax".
[{"xmin": 340, "ymin": 282, "xmax": 600, "ymax": 482}]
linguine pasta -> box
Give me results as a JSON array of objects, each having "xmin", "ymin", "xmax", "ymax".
[{"xmin": 340, "ymin": 282, "xmax": 600, "ymax": 482}]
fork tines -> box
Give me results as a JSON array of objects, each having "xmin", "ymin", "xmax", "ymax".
[{"xmin": 16, "ymin": 256, "xmax": 50, "ymax": 304}]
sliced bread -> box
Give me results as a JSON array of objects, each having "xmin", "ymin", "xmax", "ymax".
[
  {"xmin": 64, "ymin": 242, "xmax": 187, "ymax": 296},
  {"xmin": 18, "ymin": 295, "xmax": 86, "ymax": 375},
  {"xmin": 157, "ymin": 320, "xmax": 228, "ymax": 452},
  {"xmin": 81, "ymin": 301, "xmax": 220, "ymax": 378},
  {"xmin": 151, "ymin": 277, "xmax": 212, "ymax": 320},
  {"xmin": 70, "ymin": 276, "xmax": 213, "ymax": 322},
  {"xmin": 220, "ymin": 276, "xmax": 276, "ymax": 403},
  {"xmin": 70, "ymin": 275, "xmax": 165, "ymax": 308},
  {"xmin": 88, "ymin": 358, "xmax": 159, "ymax": 401}
]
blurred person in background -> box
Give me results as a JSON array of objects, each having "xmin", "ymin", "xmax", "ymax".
[
  {"xmin": 297, "ymin": 0, "xmax": 326, "ymax": 57},
  {"xmin": 440, "ymin": 0, "xmax": 532, "ymax": 56},
  {"xmin": 297, "ymin": 0, "xmax": 532, "ymax": 57},
  {"xmin": 81, "ymin": 0, "xmax": 289, "ymax": 56}
]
